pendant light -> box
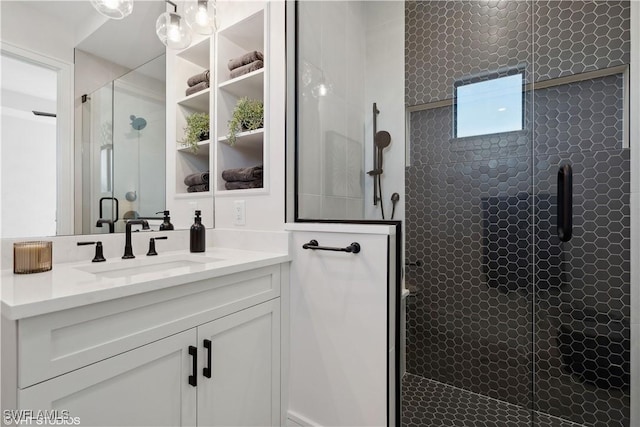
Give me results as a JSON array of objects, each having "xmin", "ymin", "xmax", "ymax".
[
  {"xmin": 312, "ymin": 71, "xmax": 332, "ymax": 98},
  {"xmin": 185, "ymin": 0, "xmax": 217, "ymax": 35},
  {"xmin": 156, "ymin": 1, "xmax": 192, "ymax": 50},
  {"xmin": 91, "ymin": 0, "xmax": 133, "ymax": 20}
]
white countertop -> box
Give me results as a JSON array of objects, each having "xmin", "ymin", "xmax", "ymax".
[{"xmin": 1, "ymin": 247, "xmax": 290, "ymax": 320}]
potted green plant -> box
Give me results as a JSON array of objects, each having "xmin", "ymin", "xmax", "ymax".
[
  {"xmin": 181, "ymin": 112, "xmax": 210, "ymax": 152},
  {"xmin": 227, "ymin": 97, "xmax": 264, "ymax": 145}
]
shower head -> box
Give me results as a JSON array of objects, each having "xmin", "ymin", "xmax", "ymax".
[
  {"xmin": 374, "ymin": 131, "xmax": 391, "ymax": 149},
  {"xmin": 374, "ymin": 130, "xmax": 391, "ymax": 171},
  {"xmin": 130, "ymin": 115, "xmax": 147, "ymax": 131}
]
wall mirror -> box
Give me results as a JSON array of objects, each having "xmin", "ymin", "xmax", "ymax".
[{"xmin": 1, "ymin": 1, "xmax": 171, "ymax": 237}]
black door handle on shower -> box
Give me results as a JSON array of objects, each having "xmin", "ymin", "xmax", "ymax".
[
  {"xmin": 188, "ymin": 346, "xmax": 197, "ymax": 387},
  {"xmin": 203, "ymin": 339, "xmax": 212, "ymax": 378},
  {"xmin": 557, "ymin": 164, "xmax": 573, "ymax": 242}
]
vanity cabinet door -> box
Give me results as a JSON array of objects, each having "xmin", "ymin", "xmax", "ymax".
[
  {"xmin": 197, "ymin": 299, "xmax": 280, "ymax": 427},
  {"xmin": 18, "ymin": 329, "xmax": 197, "ymax": 427}
]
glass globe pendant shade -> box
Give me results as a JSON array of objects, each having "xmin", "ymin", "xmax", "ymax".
[
  {"xmin": 91, "ymin": 0, "xmax": 133, "ymax": 20},
  {"xmin": 185, "ymin": 0, "xmax": 217, "ymax": 35},
  {"xmin": 156, "ymin": 12, "xmax": 192, "ymax": 50}
]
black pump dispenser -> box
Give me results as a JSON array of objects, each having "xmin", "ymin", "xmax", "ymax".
[
  {"xmin": 190, "ymin": 210, "xmax": 205, "ymax": 252},
  {"xmin": 156, "ymin": 210, "xmax": 174, "ymax": 231}
]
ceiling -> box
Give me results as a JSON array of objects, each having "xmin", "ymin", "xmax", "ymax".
[
  {"xmin": 75, "ymin": 1, "xmax": 166, "ymax": 72},
  {"xmin": 24, "ymin": 1, "xmax": 166, "ymax": 73}
]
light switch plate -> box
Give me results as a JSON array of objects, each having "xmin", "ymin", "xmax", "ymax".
[{"xmin": 233, "ymin": 200, "xmax": 246, "ymax": 226}]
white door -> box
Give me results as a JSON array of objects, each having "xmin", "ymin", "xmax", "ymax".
[
  {"xmin": 197, "ymin": 300, "xmax": 280, "ymax": 427},
  {"xmin": 19, "ymin": 329, "xmax": 197, "ymax": 427}
]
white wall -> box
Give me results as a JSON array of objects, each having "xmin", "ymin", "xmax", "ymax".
[
  {"xmin": 363, "ymin": 1, "xmax": 405, "ymax": 223},
  {"xmin": 0, "ymin": 56, "xmax": 58, "ymax": 238},
  {"xmin": 0, "ymin": 1, "xmax": 75, "ymax": 64},
  {"xmin": 287, "ymin": 224, "xmax": 396, "ymax": 427}
]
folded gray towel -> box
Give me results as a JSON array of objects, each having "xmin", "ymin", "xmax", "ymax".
[
  {"xmin": 186, "ymin": 81, "xmax": 209, "ymax": 96},
  {"xmin": 222, "ymin": 165, "xmax": 263, "ymax": 182},
  {"xmin": 229, "ymin": 60, "xmax": 264, "ymax": 79},
  {"xmin": 187, "ymin": 184, "xmax": 210, "ymax": 193},
  {"xmin": 228, "ymin": 51, "xmax": 264, "ymax": 71},
  {"xmin": 225, "ymin": 179, "xmax": 263, "ymax": 190},
  {"xmin": 187, "ymin": 70, "xmax": 210, "ymax": 87},
  {"xmin": 184, "ymin": 172, "xmax": 210, "ymax": 187}
]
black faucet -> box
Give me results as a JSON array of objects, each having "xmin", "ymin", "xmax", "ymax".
[
  {"xmin": 97, "ymin": 197, "xmax": 119, "ymax": 234},
  {"xmin": 122, "ymin": 219, "xmax": 150, "ymax": 259},
  {"xmin": 96, "ymin": 219, "xmax": 115, "ymax": 233}
]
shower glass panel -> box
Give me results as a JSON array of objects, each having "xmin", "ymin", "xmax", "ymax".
[
  {"xmin": 404, "ymin": 1, "xmax": 632, "ymax": 426},
  {"xmin": 296, "ymin": 1, "xmax": 405, "ymax": 221},
  {"xmin": 81, "ymin": 55, "xmax": 166, "ymax": 234},
  {"xmin": 112, "ymin": 55, "xmax": 166, "ymax": 230}
]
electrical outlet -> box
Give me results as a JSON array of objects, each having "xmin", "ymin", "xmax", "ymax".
[{"xmin": 233, "ymin": 200, "xmax": 246, "ymax": 226}]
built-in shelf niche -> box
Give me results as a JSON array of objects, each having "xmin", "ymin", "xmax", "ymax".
[
  {"xmin": 215, "ymin": 8, "xmax": 266, "ymax": 194},
  {"xmin": 174, "ymin": 36, "xmax": 212, "ymax": 195}
]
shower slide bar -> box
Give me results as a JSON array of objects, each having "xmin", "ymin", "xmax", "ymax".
[
  {"xmin": 372, "ymin": 102, "xmax": 380, "ymax": 206},
  {"xmin": 302, "ymin": 240, "xmax": 361, "ymax": 254}
]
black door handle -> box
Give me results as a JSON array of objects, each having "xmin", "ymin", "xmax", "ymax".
[
  {"xmin": 203, "ymin": 339, "xmax": 212, "ymax": 378},
  {"xmin": 188, "ymin": 345, "xmax": 197, "ymax": 387},
  {"xmin": 557, "ymin": 164, "xmax": 573, "ymax": 242}
]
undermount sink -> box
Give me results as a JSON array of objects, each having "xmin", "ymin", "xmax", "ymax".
[{"xmin": 75, "ymin": 255, "xmax": 223, "ymax": 279}]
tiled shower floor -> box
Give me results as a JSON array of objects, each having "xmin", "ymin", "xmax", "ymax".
[{"xmin": 402, "ymin": 373, "xmax": 584, "ymax": 427}]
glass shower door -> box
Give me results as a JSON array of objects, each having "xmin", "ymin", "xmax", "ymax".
[
  {"xmin": 404, "ymin": 0, "xmax": 536, "ymax": 423},
  {"xmin": 531, "ymin": 2, "xmax": 631, "ymax": 425},
  {"xmin": 404, "ymin": 1, "xmax": 633, "ymax": 426}
]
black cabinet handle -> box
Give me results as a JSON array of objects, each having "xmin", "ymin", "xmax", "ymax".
[
  {"xmin": 188, "ymin": 346, "xmax": 197, "ymax": 387},
  {"xmin": 557, "ymin": 164, "xmax": 573, "ymax": 242},
  {"xmin": 203, "ymin": 339, "xmax": 212, "ymax": 378}
]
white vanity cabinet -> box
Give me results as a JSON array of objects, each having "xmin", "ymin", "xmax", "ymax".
[
  {"xmin": 197, "ymin": 300, "xmax": 280, "ymax": 427},
  {"xmin": 3, "ymin": 263, "xmax": 285, "ymax": 427},
  {"xmin": 20, "ymin": 329, "xmax": 198, "ymax": 427}
]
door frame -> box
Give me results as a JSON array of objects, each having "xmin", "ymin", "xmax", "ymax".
[{"xmin": 0, "ymin": 42, "xmax": 74, "ymax": 236}]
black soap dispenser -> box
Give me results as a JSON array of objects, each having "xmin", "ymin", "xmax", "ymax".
[
  {"xmin": 190, "ymin": 210, "xmax": 205, "ymax": 252},
  {"xmin": 157, "ymin": 210, "xmax": 174, "ymax": 231}
]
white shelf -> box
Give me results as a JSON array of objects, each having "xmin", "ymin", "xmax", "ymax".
[
  {"xmin": 177, "ymin": 38, "xmax": 210, "ymax": 68},
  {"xmin": 177, "ymin": 89, "xmax": 210, "ymax": 111},
  {"xmin": 218, "ymin": 10, "xmax": 264, "ymax": 49},
  {"xmin": 175, "ymin": 191, "xmax": 212, "ymax": 199},
  {"xmin": 215, "ymin": 187, "xmax": 267, "ymax": 197},
  {"xmin": 218, "ymin": 128, "xmax": 264, "ymax": 146},
  {"xmin": 218, "ymin": 68, "xmax": 264, "ymax": 99},
  {"xmin": 177, "ymin": 139, "xmax": 210, "ymax": 156}
]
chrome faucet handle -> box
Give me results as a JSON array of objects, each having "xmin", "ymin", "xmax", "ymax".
[{"xmin": 77, "ymin": 241, "xmax": 106, "ymax": 263}]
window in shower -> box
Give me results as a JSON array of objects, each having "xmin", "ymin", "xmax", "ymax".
[{"xmin": 454, "ymin": 69, "xmax": 524, "ymax": 138}]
